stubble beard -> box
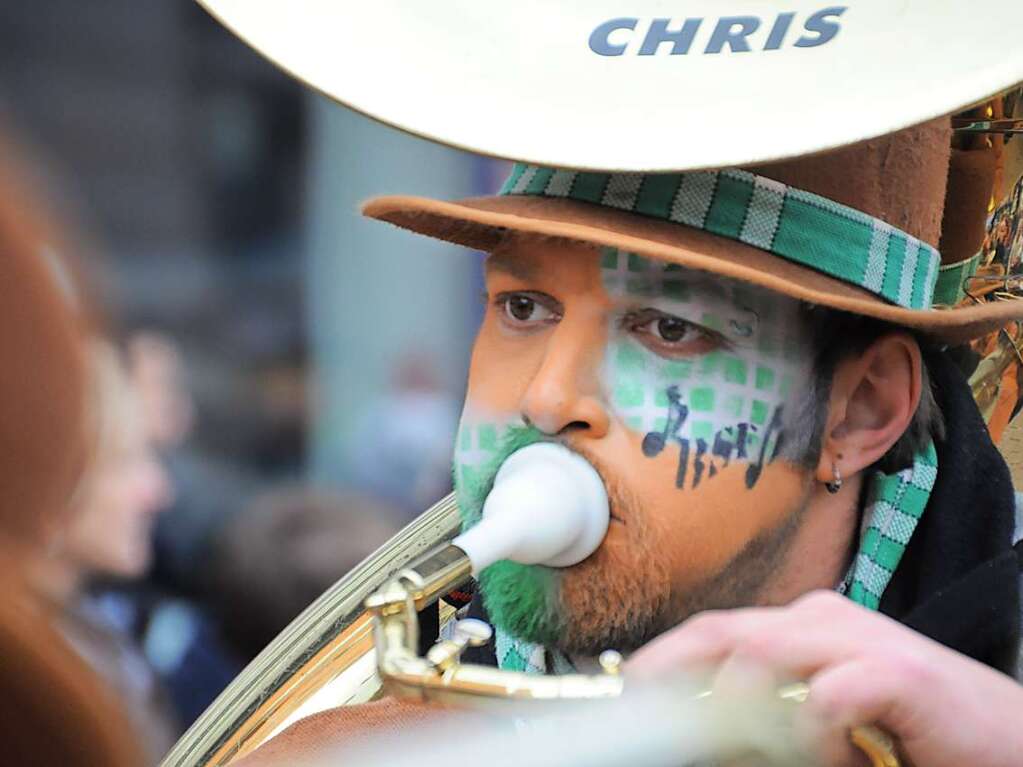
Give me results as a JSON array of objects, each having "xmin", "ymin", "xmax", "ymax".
[
  {"xmin": 549, "ymin": 464, "xmax": 811, "ymax": 658},
  {"xmin": 472, "ymin": 438, "xmax": 812, "ymax": 658}
]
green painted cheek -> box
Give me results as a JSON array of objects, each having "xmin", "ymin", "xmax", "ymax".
[
  {"xmin": 609, "ymin": 340, "xmax": 790, "ymax": 442},
  {"xmin": 453, "ymin": 419, "xmax": 548, "ymax": 524},
  {"xmin": 479, "ymin": 560, "xmax": 562, "ymax": 646},
  {"xmin": 452, "ymin": 416, "xmax": 562, "ymax": 641},
  {"xmin": 453, "ymin": 420, "xmax": 500, "ymax": 528},
  {"xmin": 599, "ymin": 248, "xmax": 810, "ymax": 486}
]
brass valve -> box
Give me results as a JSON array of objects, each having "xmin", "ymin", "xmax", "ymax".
[{"xmin": 426, "ymin": 619, "xmax": 494, "ymax": 672}]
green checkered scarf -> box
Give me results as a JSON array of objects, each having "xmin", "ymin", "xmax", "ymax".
[
  {"xmin": 494, "ymin": 443, "xmax": 939, "ymax": 674},
  {"xmin": 839, "ymin": 441, "xmax": 939, "ymax": 608}
]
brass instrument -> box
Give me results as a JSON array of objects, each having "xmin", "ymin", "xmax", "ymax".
[
  {"xmin": 366, "ymin": 542, "xmax": 624, "ymax": 705},
  {"xmin": 161, "ymin": 488, "xmax": 899, "ymax": 767},
  {"xmin": 159, "ymin": 492, "xmax": 618, "ymax": 767},
  {"xmin": 160, "ymin": 494, "xmax": 462, "ymax": 767},
  {"xmin": 162, "ymin": 442, "xmax": 624, "ymax": 765}
]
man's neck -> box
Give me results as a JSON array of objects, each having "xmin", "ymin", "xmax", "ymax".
[{"xmin": 756, "ymin": 475, "xmax": 863, "ymax": 606}]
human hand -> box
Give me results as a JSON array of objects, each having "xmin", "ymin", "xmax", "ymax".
[{"xmin": 629, "ymin": 591, "xmax": 1023, "ymax": 767}]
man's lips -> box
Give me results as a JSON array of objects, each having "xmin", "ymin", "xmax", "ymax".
[{"xmin": 557, "ymin": 441, "xmax": 624, "ymax": 526}]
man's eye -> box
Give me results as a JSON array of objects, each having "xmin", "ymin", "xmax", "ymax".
[
  {"xmin": 649, "ymin": 316, "xmax": 695, "ymax": 343},
  {"xmin": 499, "ymin": 294, "xmax": 557, "ymax": 325},
  {"xmin": 626, "ymin": 310, "xmax": 721, "ymax": 356},
  {"xmin": 633, "ymin": 315, "xmax": 700, "ymax": 344}
]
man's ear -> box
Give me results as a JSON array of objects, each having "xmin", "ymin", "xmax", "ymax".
[{"xmin": 815, "ymin": 333, "xmax": 922, "ymax": 483}]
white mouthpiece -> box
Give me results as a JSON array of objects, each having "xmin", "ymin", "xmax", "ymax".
[{"xmin": 453, "ymin": 442, "xmax": 610, "ymax": 574}]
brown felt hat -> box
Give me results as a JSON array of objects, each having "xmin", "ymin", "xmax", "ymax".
[{"xmin": 364, "ymin": 118, "xmax": 1023, "ymax": 345}]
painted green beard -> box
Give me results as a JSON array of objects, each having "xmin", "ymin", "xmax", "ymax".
[{"xmin": 453, "ymin": 421, "xmax": 565, "ymax": 645}]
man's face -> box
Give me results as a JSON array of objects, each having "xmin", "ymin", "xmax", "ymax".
[{"xmin": 454, "ymin": 236, "xmax": 818, "ymax": 655}]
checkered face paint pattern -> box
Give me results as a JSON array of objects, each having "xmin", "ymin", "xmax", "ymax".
[
  {"xmin": 454, "ymin": 417, "xmax": 502, "ymax": 492},
  {"xmin": 454, "ymin": 414, "xmax": 505, "ymax": 524},
  {"xmin": 453, "ymin": 411, "xmax": 542, "ymax": 527},
  {"xmin": 452, "ymin": 411, "xmax": 560, "ymax": 646},
  {"xmin": 601, "ymin": 248, "xmax": 812, "ymax": 489}
]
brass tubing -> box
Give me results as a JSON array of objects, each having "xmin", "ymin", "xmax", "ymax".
[
  {"xmin": 160, "ymin": 493, "xmax": 462, "ymax": 767},
  {"xmin": 403, "ymin": 544, "xmax": 473, "ymax": 609}
]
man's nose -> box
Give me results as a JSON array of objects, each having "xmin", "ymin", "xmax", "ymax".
[{"xmin": 520, "ymin": 324, "xmax": 610, "ymax": 439}]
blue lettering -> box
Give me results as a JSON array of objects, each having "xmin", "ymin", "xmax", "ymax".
[
  {"xmin": 589, "ymin": 9, "xmax": 845, "ymax": 56},
  {"xmin": 638, "ymin": 17, "xmax": 702, "ymax": 56},
  {"xmin": 795, "ymin": 6, "xmax": 846, "ymax": 48},
  {"xmin": 763, "ymin": 12, "xmax": 795, "ymax": 51},
  {"xmin": 589, "ymin": 18, "xmax": 638, "ymax": 56},
  {"xmin": 705, "ymin": 15, "xmax": 762, "ymax": 54}
]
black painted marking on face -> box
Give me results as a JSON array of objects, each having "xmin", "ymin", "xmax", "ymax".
[{"xmin": 642, "ymin": 386, "xmax": 785, "ymax": 491}]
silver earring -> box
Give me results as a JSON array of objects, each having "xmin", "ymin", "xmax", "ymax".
[{"xmin": 825, "ymin": 463, "xmax": 842, "ymax": 494}]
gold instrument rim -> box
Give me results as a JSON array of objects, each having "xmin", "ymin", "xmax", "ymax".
[{"xmin": 160, "ymin": 494, "xmax": 461, "ymax": 767}]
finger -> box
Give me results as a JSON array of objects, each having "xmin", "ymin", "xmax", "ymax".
[
  {"xmin": 627, "ymin": 606, "xmax": 782, "ymax": 678},
  {"xmin": 703, "ymin": 657, "xmax": 810, "ymax": 766},
  {"xmin": 793, "ymin": 657, "xmax": 901, "ymax": 767},
  {"xmin": 711, "ymin": 653, "xmax": 784, "ymax": 701},
  {"xmin": 713, "ymin": 623, "xmax": 873, "ymax": 683},
  {"xmin": 632, "ymin": 592, "xmax": 910, "ymax": 683}
]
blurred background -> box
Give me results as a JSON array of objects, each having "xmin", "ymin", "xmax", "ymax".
[
  {"xmin": 7, "ymin": 7, "xmax": 1016, "ymax": 765},
  {"xmin": 0, "ymin": 2, "xmax": 506, "ymax": 759}
]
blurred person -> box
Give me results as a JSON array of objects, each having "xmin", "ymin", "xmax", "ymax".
[
  {"xmin": 122, "ymin": 326, "xmax": 247, "ymax": 728},
  {"xmin": 350, "ymin": 352, "xmax": 459, "ymax": 519},
  {"xmin": 211, "ymin": 486, "xmax": 400, "ymax": 659},
  {"xmin": 124, "ymin": 324, "xmax": 213, "ymax": 589},
  {"xmin": 129, "ymin": 327, "xmax": 257, "ymax": 600},
  {"xmin": 0, "ymin": 131, "xmax": 141, "ymax": 766},
  {"xmin": 30, "ymin": 338, "xmax": 179, "ymax": 765},
  {"xmin": 128, "ymin": 330, "xmax": 196, "ymax": 450}
]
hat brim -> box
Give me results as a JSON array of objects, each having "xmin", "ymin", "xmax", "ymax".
[{"xmin": 363, "ymin": 194, "xmax": 1023, "ymax": 345}]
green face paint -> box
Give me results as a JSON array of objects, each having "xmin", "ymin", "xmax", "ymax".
[
  {"xmin": 453, "ymin": 414, "xmax": 564, "ymax": 644},
  {"xmin": 454, "ymin": 416, "xmax": 541, "ymax": 527},
  {"xmin": 600, "ymin": 247, "xmax": 812, "ymax": 488}
]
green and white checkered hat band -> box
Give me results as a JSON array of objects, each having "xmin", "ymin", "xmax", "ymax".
[{"xmin": 500, "ymin": 164, "xmax": 942, "ymax": 311}]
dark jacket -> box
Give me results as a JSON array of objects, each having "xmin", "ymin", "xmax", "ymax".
[{"xmin": 878, "ymin": 347, "xmax": 1022, "ymax": 676}]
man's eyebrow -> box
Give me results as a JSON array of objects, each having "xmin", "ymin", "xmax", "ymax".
[{"xmin": 485, "ymin": 250, "xmax": 538, "ymax": 281}]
